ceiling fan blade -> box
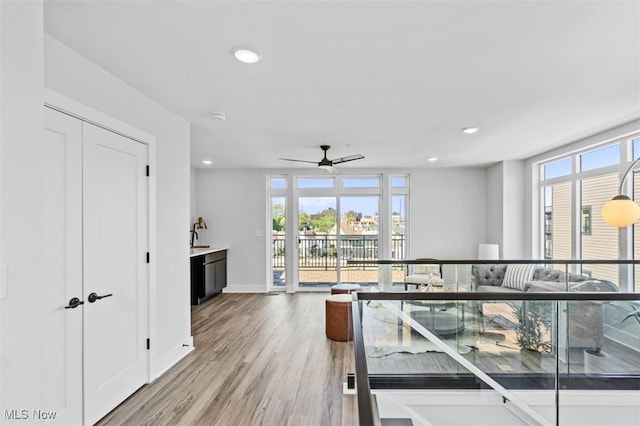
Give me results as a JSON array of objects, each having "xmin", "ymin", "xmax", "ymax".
[
  {"xmin": 279, "ymin": 158, "xmax": 318, "ymax": 164},
  {"xmin": 331, "ymin": 154, "xmax": 364, "ymax": 165}
]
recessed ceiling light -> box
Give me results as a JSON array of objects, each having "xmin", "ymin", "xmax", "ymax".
[
  {"xmin": 210, "ymin": 112, "xmax": 226, "ymax": 121},
  {"xmin": 462, "ymin": 127, "xmax": 479, "ymax": 134},
  {"xmin": 233, "ymin": 48, "xmax": 261, "ymax": 64},
  {"xmin": 202, "ymin": 160, "xmax": 213, "ymax": 165},
  {"xmin": 426, "ymin": 157, "xmax": 438, "ymax": 162}
]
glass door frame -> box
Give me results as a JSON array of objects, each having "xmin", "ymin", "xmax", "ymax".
[
  {"xmin": 268, "ymin": 173, "xmax": 409, "ymax": 292},
  {"xmin": 294, "ymin": 176, "xmax": 383, "ymax": 291}
]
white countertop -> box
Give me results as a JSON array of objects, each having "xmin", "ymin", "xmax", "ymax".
[{"xmin": 189, "ymin": 247, "xmax": 228, "ymax": 257}]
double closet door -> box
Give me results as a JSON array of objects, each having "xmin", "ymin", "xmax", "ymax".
[{"xmin": 43, "ymin": 107, "xmax": 149, "ymax": 425}]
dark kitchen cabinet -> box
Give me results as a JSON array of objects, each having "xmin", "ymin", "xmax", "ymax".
[{"xmin": 190, "ymin": 249, "xmax": 227, "ymax": 305}]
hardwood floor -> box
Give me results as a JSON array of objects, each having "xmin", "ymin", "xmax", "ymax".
[
  {"xmin": 96, "ymin": 293, "xmax": 639, "ymax": 425},
  {"xmin": 98, "ymin": 293, "xmax": 353, "ymax": 426}
]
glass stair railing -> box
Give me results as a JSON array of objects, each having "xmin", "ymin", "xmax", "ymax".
[{"xmin": 347, "ymin": 260, "xmax": 640, "ymax": 426}]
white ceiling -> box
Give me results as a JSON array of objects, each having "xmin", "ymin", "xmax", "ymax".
[{"xmin": 44, "ymin": 0, "xmax": 640, "ymax": 169}]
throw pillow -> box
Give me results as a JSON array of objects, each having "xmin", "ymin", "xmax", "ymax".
[{"xmin": 502, "ymin": 264, "xmax": 537, "ymax": 291}]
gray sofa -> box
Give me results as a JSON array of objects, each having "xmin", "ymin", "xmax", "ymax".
[
  {"xmin": 472, "ymin": 264, "xmax": 619, "ymax": 293},
  {"xmin": 471, "ymin": 264, "xmax": 619, "ymax": 350}
]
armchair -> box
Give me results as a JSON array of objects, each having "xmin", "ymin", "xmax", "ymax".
[{"xmin": 404, "ymin": 258, "xmax": 444, "ymax": 290}]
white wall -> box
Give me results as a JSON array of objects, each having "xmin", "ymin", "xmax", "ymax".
[
  {"xmin": 502, "ymin": 160, "xmax": 526, "ymax": 259},
  {"xmin": 485, "ymin": 161, "xmax": 526, "ymax": 259},
  {"xmin": 44, "ymin": 35, "xmax": 192, "ymax": 378},
  {"xmin": 0, "ymin": 0, "xmax": 47, "ymax": 412},
  {"xmin": 408, "ymin": 167, "xmax": 488, "ymax": 259},
  {"xmin": 195, "ymin": 167, "xmax": 488, "ymax": 291},
  {"xmin": 196, "ymin": 168, "xmax": 268, "ymax": 292},
  {"xmin": 190, "ymin": 167, "xmax": 197, "ymax": 224},
  {"xmin": 486, "ymin": 163, "xmax": 504, "ymax": 257}
]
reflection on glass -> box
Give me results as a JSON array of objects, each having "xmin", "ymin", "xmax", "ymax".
[{"xmin": 355, "ymin": 290, "xmax": 640, "ymax": 425}]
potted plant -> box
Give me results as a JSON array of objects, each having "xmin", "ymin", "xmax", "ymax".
[{"xmin": 512, "ymin": 302, "xmax": 552, "ymax": 368}]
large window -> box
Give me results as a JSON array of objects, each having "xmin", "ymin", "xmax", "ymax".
[
  {"xmin": 538, "ymin": 136, "xmax": 640, "ymax": 291},
  {"xmin": 268, "ymin": 174, "xmax": 409, "ymax": 291}
]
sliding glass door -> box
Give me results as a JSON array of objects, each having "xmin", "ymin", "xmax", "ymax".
[
  {"xmin": 269, "ymin": 174, "xmax": 409, "ymax": 291},
  {"xmin": 298, "ymin": 196, "xmax": 337, "ymax": 287},
  {"xmin": 339, "ymin": 196, "xmax": 380, "ymax": 287},
  {"xmin": 271, "ymin": 196, "xmax": 286, "ymax": 289}
]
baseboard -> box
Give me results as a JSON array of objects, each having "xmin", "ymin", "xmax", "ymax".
[
  {"xmin": 150, "ymin": 340, "xmax": 194, "ymax": 381},
  {"xmin": 223, "ymin": 284, "xmax": 268, "ymax": 293}
]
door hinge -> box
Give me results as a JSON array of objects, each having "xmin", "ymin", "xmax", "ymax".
[
  {"xmin": 146, "ymin": 252, "xmax": 150, "ymax": 263},
  {"xmin": 146, "ymin": 338, "xmax": 150, "ymax": 350},
  {"xmin": 146, "ymin": 165, "xmax": 150, "ymax": 177}
]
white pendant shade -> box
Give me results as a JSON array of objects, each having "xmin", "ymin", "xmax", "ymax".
[{"xmin": 601, "ymin": 197, "xmax": 640, "ymax": 227}]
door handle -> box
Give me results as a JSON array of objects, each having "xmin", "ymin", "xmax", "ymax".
[
  {"xmin": 88, "ymin": 292, "xmax": 113, "ymax": 303},
  {"xmin": 65, "ymin": 297, "xmax": 84, "ymax": 309}
]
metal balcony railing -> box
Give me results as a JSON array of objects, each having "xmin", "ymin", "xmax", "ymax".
[{"xmin": 271, "ymin": 234, "xmax": 405, "ymax": 270}]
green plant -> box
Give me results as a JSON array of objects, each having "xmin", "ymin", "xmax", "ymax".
[
  {"xmin": 621, "ymin": 303, "xmax": 640, "ymax": 326},
  {"xmin": 512, "ymin": 302, "xmax": 552, "ymax": 353}
]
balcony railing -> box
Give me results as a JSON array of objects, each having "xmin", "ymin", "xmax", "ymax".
[{"xmin": 271, "ymin": 233, "xmax": 405, "ymax": 270}]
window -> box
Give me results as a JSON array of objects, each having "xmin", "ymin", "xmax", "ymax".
[
  {"xmin": 342, "ymin": 177, "xmax": 380, "ymax": 188},
  {"xmin": 580, "ymin": 144, "xmax": 620, "ymax": 172},
  {"xmin": 543, "ymin": 182, "xmax": 571, "ymax": 260},
  {"xmin": 543, "ymin": 157, "xmax": 571, "ymax": 180},
  {"xmin": 633, "ymin": 137, "xmax": 640, "ymax": 160},
  {"xmin": 297, "ymin": 177, "xmax": 335, "ymax": 189},
  {"xmin": 269, "ymin": 174, "xmax": 409, "ymax": 290},
  {"xmin": 391, "ymin": 176, "xmax": 407, "ymax": 188},
  {"xmin": 538, "ymin": 134, "xmax": 640, "ymax": 292},
  {"xmin": 581, "ymin": 206, "xmax": 592, "ymax": 235},
  {"xmin": 270, "ymin": 177, "xmax": 287, "ymax": 189}
]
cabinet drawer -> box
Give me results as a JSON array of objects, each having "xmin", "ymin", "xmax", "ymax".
[{"xmin": 204, "ymin": 250, "xmax": 226, "ymax": 264}]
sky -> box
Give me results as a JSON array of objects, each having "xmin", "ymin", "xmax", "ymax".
[
  {"xmin": 544, "ymin": 138, "xmax": 640, "ymax": 180},
  {"xmin": 272, "ymin": 176, "xmax": 407, "ymax": 217}
]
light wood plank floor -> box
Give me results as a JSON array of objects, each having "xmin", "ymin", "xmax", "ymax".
[{"xmin": 98, "ymin": 293, "xmax": 353, "ymax": 426}]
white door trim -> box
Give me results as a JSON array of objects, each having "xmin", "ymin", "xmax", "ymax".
[{"xmin": 44, "ymin": 88, "xmax": 157, "ymax": 383}]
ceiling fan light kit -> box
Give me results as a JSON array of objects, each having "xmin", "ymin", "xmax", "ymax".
[{"xmin": 279, "ymin": 145, "xmax": 364, "ymax": 170}]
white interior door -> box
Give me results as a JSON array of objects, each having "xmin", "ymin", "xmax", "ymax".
[
  {"xmin": 82, "ymin": 122, "xmax": 149, "ymax": 425},
  {"xmin": 42, "ymin": 108, "xmax": 84, "ymax": 425}
]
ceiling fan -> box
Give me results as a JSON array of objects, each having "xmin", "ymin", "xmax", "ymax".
[{"xmin": 279, "ymin": 145, "xmax": 365, "ymax": 171}]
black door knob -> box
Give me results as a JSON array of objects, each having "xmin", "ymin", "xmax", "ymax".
[
  {"xmin": 64, "ymin": 297, "xmax": 84, "ymax": 309},
  {"xmin": 88, "ymin": 292, "xmax": 113, "ymax": 303}
]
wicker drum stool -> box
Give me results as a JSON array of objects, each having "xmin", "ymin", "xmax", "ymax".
[
  {"xmin": 330, "ymin": 283, "xmax": 363, "ymax": 295},
  {"xmin": 325, "ymin": 294, "xmax": 353, "ymax": 341}
]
